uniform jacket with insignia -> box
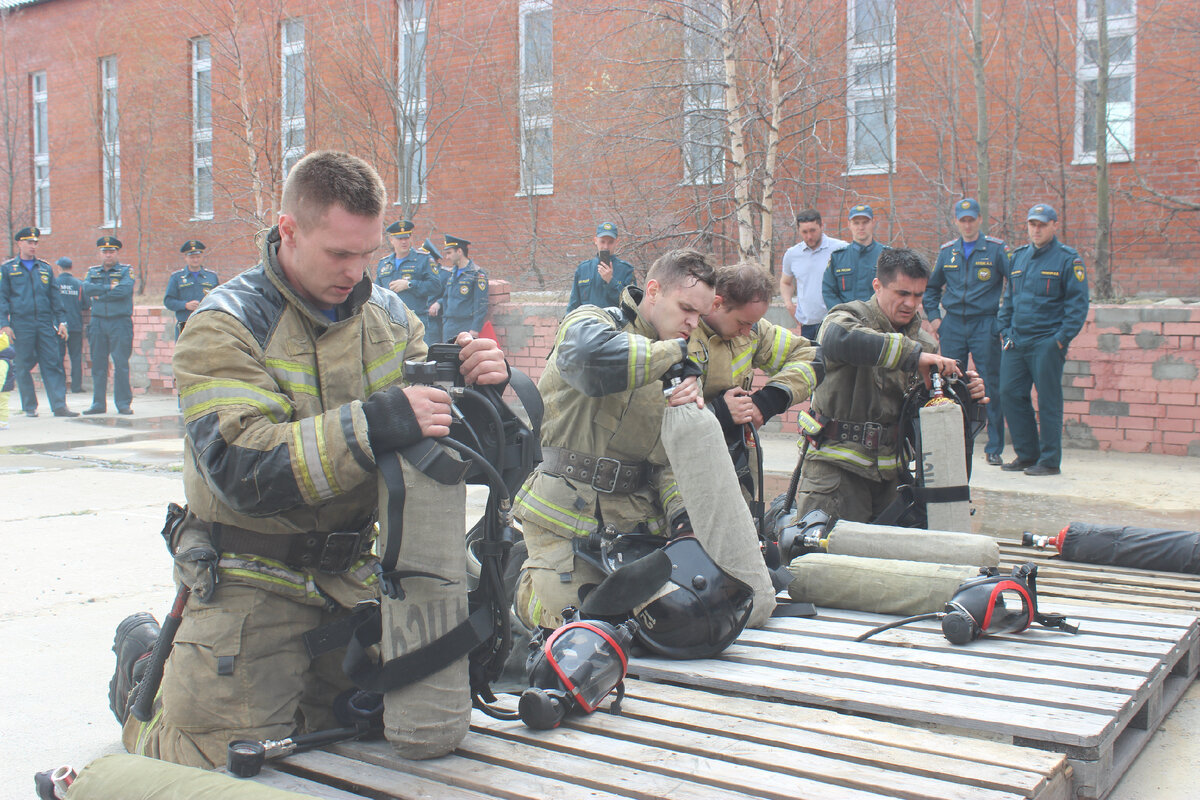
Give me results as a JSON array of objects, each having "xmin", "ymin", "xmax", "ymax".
[
  {"xmin": 440, "ymin": 260, "xmax": 489, "ymax": 335},
  {"xmin": 924, "ymin": 236, "xmax": 1010, "ymax": 321},
  {"xmin": 164, "ymin": 266, "xmax": 220, "ymax": 324},
  {"xmin": 56, "ymin": 272, "xmax": 88, "ymax": 331},
  {"xmin": 173, "ymin": 227, "xmax": 427, "ymax": 606},
  {"xmin": 997, "ymin": 237, "xmax": 1090, "ymax": 348},
  {"xmin": 0, "ymin": 257, "xmax": 64, "ymax": 329},
  {"xmin": 375, "ymin": 250, "xmax": 442, "ymax": 317},
  {"xmin": 810, "ymin": 298, "xmax": 937, "ymax": 481},
  {"xmin": 566, "ymin": 255, "xmax": 638, "ymax": 312},
  {"xmin": 514, "ymin": 287, "xmax": 688, "ymax": 545},
  {"xmin": 689, "ymin": 316, "xmax": 819, "ymax": 409},
  {"xmin": 823, "ymin": 240, "xmax": 888, "ymax": 309},
  {"xmin": 83, "ymin": 264, "xmax": 134, "ymax": 318}
]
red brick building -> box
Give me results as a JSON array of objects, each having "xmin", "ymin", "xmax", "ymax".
[{"xmin": 0, "ymin": 0, "xmax": 1197, "ymax": 298}]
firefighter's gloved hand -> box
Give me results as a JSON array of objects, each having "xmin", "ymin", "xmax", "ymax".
[
  {"xmin": 363, "ymin": 385, "xmax": 447, "ymax": 454},
  {"xmin": 750, "ymin": 386, "xmax": 790, "ymax": 425},
  {"xmin": 661, "ymin": 357, "xmax": 703, "ymax": 390},
  {"xmin": 669, "ymin": 511, "xmax": 694, "ymax": 539}
]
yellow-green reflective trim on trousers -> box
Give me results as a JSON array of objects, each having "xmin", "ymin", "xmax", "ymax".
[
  {"xmin": 135, "ymin": 705, "xmax": 165, "ymax": 755},
  {"xmin": 180, "ymin": 379, "xmax": 292, "ymax": 424},
  {"xmin": 514, "ymin": 488, "xmax": 599, "ymax": 533}
]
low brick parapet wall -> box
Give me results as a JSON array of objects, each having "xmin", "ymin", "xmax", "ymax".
[{"xmin": 35, "ymin": 286, "xmax": 1200, "ymax": 457}]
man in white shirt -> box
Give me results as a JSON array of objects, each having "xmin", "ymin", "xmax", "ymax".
[{"xmin": 779, "ymin": 209, "xmax": 847, "ymax": 340}]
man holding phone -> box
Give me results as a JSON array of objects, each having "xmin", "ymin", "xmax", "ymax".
[{"xmin": 566, "ymin": 221, "xmax": 638, "ymax": 312}]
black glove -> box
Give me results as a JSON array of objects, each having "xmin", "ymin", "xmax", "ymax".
[
  {"xmin": 361, "ymin": 385, "xmax": 425, "ymax": 455},
  {"xmin": 669, "ymin": 511, "xmax": 694, "ymax": 538},
  {"xmin": 750, "ymin": 386, "xmax": 790, "ymax": 425},
  {"xmin": 661, "ymin": 357, "xmax": 703, "ymax": 391},
  {"xmin": 810, "ymin": 344, "xmax": 825, "ymax": 386}
]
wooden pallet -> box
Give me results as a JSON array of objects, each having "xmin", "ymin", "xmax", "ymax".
[
  {"xmin": 1000, "ymin": 544, "xmax": 1200, "ymax": 613},
  {"xmin": 629, "ymin": 601, "xmax": 1198, "ymax": 800},
  {"xmin": 270, "ymin": 679, "xmax": 1070, "ymax": 800}
]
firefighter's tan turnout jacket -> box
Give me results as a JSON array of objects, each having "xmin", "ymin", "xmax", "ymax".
[
  {"xmin": 173, "ymin": 226, "xmax": 427, "ymax": 608},
  {"xmin": 514, "ymin": 288, "xmax": 688, "ymax": 543}
]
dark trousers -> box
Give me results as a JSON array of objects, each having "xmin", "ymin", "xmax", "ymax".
[
  {"xmin": 59, "ymin": 329, "xmax": 84, "ymax": 392},
  {"xmin": 939, "ymin": 313, "xmax": 1004, "ymax": 455},
  {"xmin": 800, "ymin": 323, "xmax": 821, "ymax": 342},
  {"xmin": 89, "ymin": 316, "xmax": 134, "ymax": 411},
  {"xmin": 13, "ymin": 324, "xmax": 68, "ymax": 413},
  {"xmin": 1000, "ymin": 335, "xmax": 1066, "ymax": 469},
  {"xmin": 417, "ymin": 312, "xmax": 441, "ymax": 346}
]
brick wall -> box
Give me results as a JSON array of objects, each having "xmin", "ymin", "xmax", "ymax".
[{"xmin": 493, "ymin": 292, "xmax": 1200, "ymax": 459}]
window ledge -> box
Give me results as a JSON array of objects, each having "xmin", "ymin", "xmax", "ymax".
[
  {"xmin": 843, "ymin": 164, "xmax": 894, "ymax": 177},
  {"xmin": 515, "ymin": 186, "xmax": 554, "ymax": 197},
  {"xmin": 1072, "ymin": 152, "xmax": 1134, "ymax": 166}
]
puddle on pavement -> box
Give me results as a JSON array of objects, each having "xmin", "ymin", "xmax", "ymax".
[{"xmin": 0, "ymin": 415, "xmax": 185, "ymax": 457}]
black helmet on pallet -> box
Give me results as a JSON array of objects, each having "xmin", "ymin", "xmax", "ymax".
[{"xmin": 578, "ymin": 534, "xmax": 753, "ymax": 660}]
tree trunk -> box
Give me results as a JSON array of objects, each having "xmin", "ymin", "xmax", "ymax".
[
  {"xmin": 970, "ymin": 0, "xmax": 989, "ymax": 231},
  {"xmin": 1094, "ymin": 1, "xmax": 1113, "ymax": 297}
]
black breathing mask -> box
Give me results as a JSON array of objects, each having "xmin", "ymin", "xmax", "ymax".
[
  {"xmin": 518, "ymin": 608, "xmax": 639, "ymax": 730},
  {"xmin": 857, "ymin": 563, "xmax": 1079, "ymax": 644}
]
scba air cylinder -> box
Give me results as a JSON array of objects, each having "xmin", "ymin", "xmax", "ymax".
[{"xmin": 378, "ymin": 450, "xmax": 471, "ymax": 759}]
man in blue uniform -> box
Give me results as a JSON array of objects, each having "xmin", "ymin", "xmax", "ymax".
[
  {"xmin": 822, "ymin": 204, "xmax": 888, "ymax": 308},
  {"xmin": 375, "ymin": 220, "xmax": 442, "ymax": 344},
  {"xmin": 164, "ymin": 240, "xmax": 220, "ymax": 339},
  {"xmin": 566, "ymin": 221, "xmax": 638, "ymax": 312},
  {"xmin": 55, "ymin": 256, "xmax": 88, "ymax": 393},
  {"xmin": 924, "ymin": 198, "xmax": 1010, "ymax": 466},
  {"xmin": 432, "ymin": 234, "xmax": 488, "ymax": 340},
  {"xmin": 997, "ymin": 204, "xmax": 1090, "ymax": 476},
  {"xmin": 0, "ymin": 227, "xmax": 76, "ymax": 417},
  {"xmin": 83, "ymin": 236, "xmax": 136, "ymax": 415},
  {"xmin": 421, "ymin": 236, "xmax": 447, "ymax": 344}
]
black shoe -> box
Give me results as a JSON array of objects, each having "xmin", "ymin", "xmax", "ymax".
[
  {"xmin": 117, "ymin": 407, "xmax": 134, "ymax": 415},
  {"xmin": 24, "ymin": 410, "xmax": 37, "ymax": 418},
  {"xmin": 109, "ymin": 612, "xmax": 161, "ymax": 724},
  {"xmin": 985, "ymin": 453, "xmax": 1003, "ymax": 466},
  {"xmin": 1001, "ymin": 458, "xmax": 1037, "ymax": 472},
  {"xmin": 82, "ymin": 406, "xmax": 106, "ymax": 415},
  {"xmin": 1025, "ymin": 464, "xmax": 1061, "ymax": 476},
  {"xmin": 53, "ymin": 408, "xmax": 80, "ymax": 418}
]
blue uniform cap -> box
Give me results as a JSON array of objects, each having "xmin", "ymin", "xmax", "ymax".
[
  {"xmin": 15, "ymin": 226, "xmax": 40, "ymax": 242},
  {"xmin": 179, "ymin": 239, "xmax": 206, "ymax": 254},
  {"xmin": 848, "ymin": 204, "xmax": 873, "ymax": 220},
  {"xmin": 96, "ymin": 236, "xmax": 123, "ymax": 250},
  {"xmin": 1027, "ymin": 204, "xmax": 1058, "ymax": 223},
  {"xmin": 387, "ymin": 220, "xmax": 415, "ymax": 237},
  {"xmin": 422, "ymin": 237, "xmax": 442, "ymax": 261},
  {"xmin": 56, "ymin": 257, "xmax": 72, "ymax": 269},
  {"xmin": 955, "ymin": 198, "xmax": 981, "ymax": 220},
  {"xmin": 443, "ymin": 234, "xmax": 470, "ymax": 249},
  {"xmin": 595, "ymin": 222, "xmax": 619, "ymax": 238}
]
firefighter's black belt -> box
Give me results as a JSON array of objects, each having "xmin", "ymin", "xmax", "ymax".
[
  {"xmin": 825, "ymin": 420, "xmax": 897, "ymax": 450},
  {"xmin": 540, "ymin": 446, "xmax": 650, "ymax": 494},
  {"xmin": 213, "ymin": 520, "xmax": 374, "ymax": 574}
]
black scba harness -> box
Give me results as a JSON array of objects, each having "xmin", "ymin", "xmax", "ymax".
[
  {"xmin": 306, "ymin": 345, "xmax": 543, "ymax": 718},
  {"xmin": 857, "ymin": 563, "xmax": 1079, "ymax": 644}
]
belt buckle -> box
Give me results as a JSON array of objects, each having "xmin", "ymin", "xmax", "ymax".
[
  {"xmin": 862, "ymin": 422, "xmax": 882, "ymax": 449},
  {"xmin": 318, "ymin": 531, "xmax": 362, "ymax": 573},
  {"xmin": 591, "ymin": 456, "xmax": 621, "ymax": 493}
]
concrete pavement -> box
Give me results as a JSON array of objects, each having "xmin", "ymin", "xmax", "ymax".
[{"xmin": 1, "ymin": 391, "xmax": 1197, "ymax": 797}]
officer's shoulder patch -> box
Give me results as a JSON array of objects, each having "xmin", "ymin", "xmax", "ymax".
[
  {"xmin": 476, "ymin": 276, "xmax": 487, "ymax": 291},
  {"xmin": 985, "ymin": 235, "xmax": 1006, "ymax": 245},
  {"xmin": 1058, "ymin": 242, "xmax": 1079, "ymax": 256},
  {"xmin": 1073, "ymin": 262, "xmax": 1086, "ymax": 282},
  {"xmin": 940, "ymin": 239, "xmax": 957, "ymax": 250}
]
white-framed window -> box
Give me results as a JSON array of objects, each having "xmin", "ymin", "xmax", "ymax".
[
  {"xmin": 846, "ymin": 0, "xmax": 895, "ymax": 174},
  {"xmin": 100, "ymin": 56, "xmax": 120, "ymax": 227},
  {"xmin": 517, "ymin": 0, "xmax": 553, "ymax": 196},
  {"xmin": 280, "ymin": 17, "xmax": 306, "ymax": 178},
  {"xmin": 1075, "ymin": 0, "xmax": 1136, "ymax": 163},
  {"xmin": 682, "ymin": 0, "xmax": 724, "ymax": 186},
  {"xmin": 191, "ymin": 37, "xmax": 214, "ymax": 219},
  {"xmin": 398, "ymin": 0, "xmax": 428, "ymax": 205},
  {"xmin": 31, "ymin": 71, "xmax": 50, "ymax": 231}
]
